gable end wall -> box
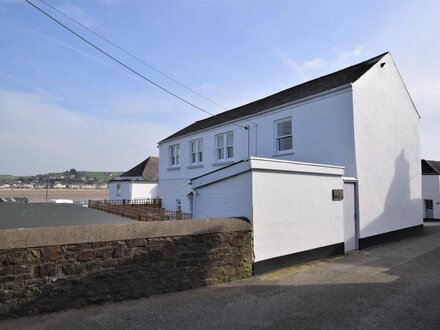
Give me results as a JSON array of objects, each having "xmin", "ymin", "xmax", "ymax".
[{"xmin": 352, "ymin": 53, "xmax": 422, "ymax": 238}]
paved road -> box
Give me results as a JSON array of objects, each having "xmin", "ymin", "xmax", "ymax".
[{"xmin": 2, "ymin": 223, "xmax": 440, "ymax": 329}]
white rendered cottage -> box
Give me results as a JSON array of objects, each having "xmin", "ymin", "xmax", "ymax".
[
  {"xmin": 108, "ymin": 156, "xmax": 159, "ymax": 201},
  {"xmin": 422, "ymin": 160, "xmax": 440, "ymax": 220},
  {"xmin": 158, "ymin": 52, "xmax": 422, "ymax": 268}
]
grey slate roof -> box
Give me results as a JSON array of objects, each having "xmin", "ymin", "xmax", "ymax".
[
  {"xmin": 111, "ymin": 156, "xmax": 159, "ymax": 182},
  {"xmin": 161, "ymin": 52, "xmax": 389, "ymax": 143},
  {"xmin": 422, "ymin": 159, "xmax": 440, "ymax": 175},
  {"xmin": 0, "ymin": 203, "xmax": 135, "ymax": 229}
]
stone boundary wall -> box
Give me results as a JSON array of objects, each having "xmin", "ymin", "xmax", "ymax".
[{"xmin": 0, "ymin": 219, "xmax": 253, "ymax": 319}]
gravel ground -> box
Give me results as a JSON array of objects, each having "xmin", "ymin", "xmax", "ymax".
[{"xmin": 2, "ymin": 222, "xmax": 440, "ymax": 330}]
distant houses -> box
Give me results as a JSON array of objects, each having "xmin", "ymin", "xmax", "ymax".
[
  {"xmin": 0, "ymin": 182, "xmax": 108, "ymax": 189},
  {"xmin": 0, "ymin": 170, "xmax": 117, "ymax": 190}
]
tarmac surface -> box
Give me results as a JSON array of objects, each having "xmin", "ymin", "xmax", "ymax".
[{"xmin": 2, "ymin": 222, "xmax": 440, "ymax": 329}]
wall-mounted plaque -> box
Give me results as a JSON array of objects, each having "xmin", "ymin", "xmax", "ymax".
[{"xmin": 332, "ymin": 189, "xmax": 344, "ymax": 201}]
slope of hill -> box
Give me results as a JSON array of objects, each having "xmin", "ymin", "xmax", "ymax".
[{"xmin": 0, "ymin": 170, "xmax": 123, "ymax": 188}]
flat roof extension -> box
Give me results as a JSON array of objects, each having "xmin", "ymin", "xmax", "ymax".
[{"xmin": 0, "ymin": 203, "xmax": 136, "ymax": 230}]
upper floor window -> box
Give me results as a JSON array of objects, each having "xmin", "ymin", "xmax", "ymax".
[
  {"xmin": 216, "ymin": 132, "xmax": 233, "ymax": 161},
  {"xmin": 275, "ymin": 118, "xmax": 293, "ymax": 153},
  {"xmin": 190, "ymin": 139, "xmax": 203, "ymax": 164},
  {"xmin": 169, "ymin": 144, "xmax": 180, "ymax": 167}
]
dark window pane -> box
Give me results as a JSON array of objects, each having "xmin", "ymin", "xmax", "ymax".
[
  {"xmin": 227, "ymin": 146, "xmax": 233, "ymax": 158},
  {"xmin": 277, "ymin": 120, "xmax": 292, "ymax": 137},
  {"xmin": 278, "ymin": 136, "xmax": 292, "ymax": 151},
  {"xmin": 226, "ymin": 133, "xmax": 233, "ymax": 146}
]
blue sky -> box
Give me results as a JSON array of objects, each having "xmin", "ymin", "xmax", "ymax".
[{"xmin": 0, "ymin": 0, "xmax": 439, "ymax": 175}]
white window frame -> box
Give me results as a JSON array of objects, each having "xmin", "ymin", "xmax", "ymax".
[
  {"xmin": 215, "ymin": 132, "xmax": 233, "ymax": 161},
  {"xmin": 274, "ymin": 117, "xmax": 293, "ymax": 154},
  {"xmin": 169, "ymin": 144, "xmax": 180, "ymax": 167},
  {"xmin": 189, "ymin": 139, "xmax": 203, "ymax": 165},
  {"xmin": 116, "ymin": 183, "xmax": 121, "ymax": 196}
]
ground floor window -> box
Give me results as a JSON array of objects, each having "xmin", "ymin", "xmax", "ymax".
[
  {"xmin": 425, "ymin": 199, "xmax": 434, "ymax": 219},
  {"xmin": 425, "ymin": 199, "xmax": 433, "ymax": 210}
]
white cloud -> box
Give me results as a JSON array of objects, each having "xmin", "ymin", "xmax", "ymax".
[
  {"xmin": 331, "ymin": 46, "xmax": 363, "ymax": 68},
  {"xmin": 279, "ymin": 53, "xmax": 328, "ymax": 80},
  {"xmin": 54, "ymin": 2, "xmax": 100, "ymax": 30},
  {"xmin": 279, "ymin": 46, "xmax": 363, "ymax": 80},
  {"xmin": 302, "ymin": 58, "xmax": 327, "ymax": 70},
  {"xmin": 0, "ymin": 89, "xmax": 171, "ymax": 175}
]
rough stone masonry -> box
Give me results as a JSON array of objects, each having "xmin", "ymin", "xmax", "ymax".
[{"xmin": 0, "ymin": 218, "xmax": 253, "ymax": 319}]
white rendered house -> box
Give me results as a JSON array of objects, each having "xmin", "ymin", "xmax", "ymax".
[
  {"xmin": 108, "ymin": 156, "xmax": 159, "ymax": 201},
  {"xmin": 422, "ymin": 160, "xmax": 440, "ymax": 220},
  {"xmin": 158, "ymin": 52, "xmax": 422, "ymax": 265}
]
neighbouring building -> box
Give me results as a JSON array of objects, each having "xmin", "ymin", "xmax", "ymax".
[
  {"xmin": 108, "ymin": 156, "xmax": 159, "ymax": 201},
  {"xmin": 422, "ymin": 159, "xmax": 440, "ymax": 220},
  {"xmin": 157, "ymin": 52, "xmax": 422, "ymax": 266}
]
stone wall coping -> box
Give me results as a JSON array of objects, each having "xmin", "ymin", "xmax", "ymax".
[{"xmin": 0, "ymin": 218, "xmax": 252, "ymax": 249}]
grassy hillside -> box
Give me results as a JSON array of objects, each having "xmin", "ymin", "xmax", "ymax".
[
  {"xmin": 84, "ymin": 171, "xmax": 122, "ymax": 181},
  {"xmin": 0, "ymin": 175, "xmax": 17, "ymax": 185},
  {"xmin": 0, "ymin": 171, "xmax": 123, "ymax": 185}
]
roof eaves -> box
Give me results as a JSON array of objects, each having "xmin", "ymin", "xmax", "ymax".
[{"xmin": 159, "ymin": 83, "xmax": 353, "ymax": 144}]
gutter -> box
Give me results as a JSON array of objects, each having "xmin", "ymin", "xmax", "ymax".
[{"xmin": 158, "ymin": 83, "xmax": 353, "ymax": 145}]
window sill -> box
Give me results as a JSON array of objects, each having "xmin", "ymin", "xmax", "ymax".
[
  {"xmin": 167, "ymin": 166, "xmax": 181, "ymax": 171},
  {"xmin": 187, "ymin": 164, "xmax": 204, "ymax": 169},
  {"xmin": 272, "ymin": 151, "xmax": 295, "ymax": 157},
  {"xmin": 213, "ymin": 160, "xmax": 234, "ymax": 166}
]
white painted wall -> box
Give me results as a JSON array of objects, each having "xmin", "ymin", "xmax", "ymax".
[
  {"xmin": 108, "ymin": 181, "xmax": 158, "ymax": 201},
  {"xmin": 108, "ymin": 181, "xmax": 131, "ymax": 201},
  {"xmin": 194, "ymin": 172, "xmax": 252, "ymax": 220},
  {"xmin": 159, "ymin": 178, "xmax": 192, "ymax": 212},
  {"xmin": 422, "ymin": 175, "xmax": 440, "ymax": 219},
  {"xmin": 251, "ymin": 159, "xmax": 344, "ymax": 262},
  {"xmin": 131, "ymin": 182, "xmax": 158, "ymax": 199},
  {"xmin": 159, "ymin": 87, "xmax": 356, "ymax": 212},
  {"xmin": 193, "ymin": 158, "xmax": 345, "ymax": 262},
  {"xmin": 352, "ymin": 53, "xmax": 422, "ymax": 238}
]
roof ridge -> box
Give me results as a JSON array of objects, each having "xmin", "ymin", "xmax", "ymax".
[
  {"xmin": 267, "ymin": 51, "xmax": 389, "ymax": 96},
  {"xmin": 224, "ymin": 51, "xmax": 389, "ymax": 113},
  {"xmin": 160, "ymin": 52, "xmax": 389, "ymax": 143}
]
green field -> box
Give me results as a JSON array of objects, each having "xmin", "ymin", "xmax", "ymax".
[
  {"xmin": 0, "ymin": 175, "xmax": 17, "ymax": 185},
  {"xmin": 84, "ymin": 171, "xmax": 122, "ymax": 181}
]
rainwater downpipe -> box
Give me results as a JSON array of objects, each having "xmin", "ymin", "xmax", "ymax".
[
  {"xmin": 191, "ymin": 188, "xmax": 198, "ymax": 218},
  {"xmin": 245, "ymin": 125, "xmax": 250, "ymax": 158},
  {"xmin": 244, "ymin": 123, "xmax": 258, "ymax": 159}
]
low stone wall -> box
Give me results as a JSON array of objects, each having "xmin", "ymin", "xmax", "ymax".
[{"xmin": 0, "ymin": 218, "xmax": 253, "ymax": 319}]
